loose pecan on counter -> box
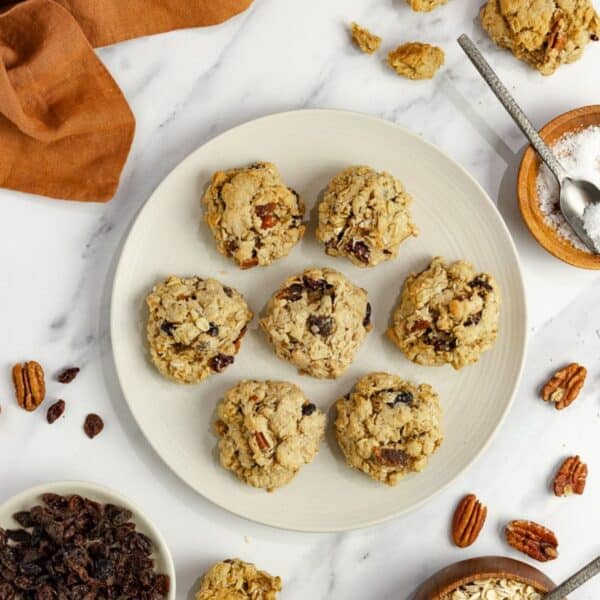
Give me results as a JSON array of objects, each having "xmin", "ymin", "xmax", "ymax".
[
  {"xmin": 452, "ymin": 494, "xmax": 487, "ymax": 548},
  {"xmin": 541, "ymin": 362, "xmax": 586, "ymax": 410},
  {"xmin": 505, "ymin": 520, "xmax": 558, "ymax": 562},
  {"xmin": 12, "ymin": 360, "xmax": 45, "ymax": 411},
  {"xmin": 553, "ymin": 455, "xmax": 588, "ymax": 496}
]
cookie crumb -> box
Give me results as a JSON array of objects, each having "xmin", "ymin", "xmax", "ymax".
[
  {"xmin": 387, "ymin": 42, "xmax": 445, "ymax": 80},
  {"xmin": 407, "ymin": 0, "xmax": 447, "ymax": 11},
  {"xmin": 350, "ymin": 22, "xmax": 382, "ymax": 54}
]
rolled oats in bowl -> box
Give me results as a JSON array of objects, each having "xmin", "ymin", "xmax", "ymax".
[{"xmin": 446, "ymin": 577, "xmax": 543, "ymax": 600}]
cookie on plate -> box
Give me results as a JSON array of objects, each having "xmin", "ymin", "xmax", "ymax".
[
  {"xmin": 202, "ymin": 162, "xmax": 306, "ymax": 269},
  {"xmin": 387, "ymin": 257, "xmax": 501, "ymax": 370},
  {"xmin": 146, "ymin": 276, "xmax": 252, "ymax": 384},
  {"xmin": 350, "ymin": 22, "xmax": 382, "ymax": 54},
  {"xmin": 407, "ymin": 0, "xmax": 447, "ymax": 11},
  {"xmin": 480, "ymin": 0, "xmax": 600, "ymax": 75},
  {"xmin": 334, "ymin": 372, "xmax": 443, "ymax": 485},
  {"xmin": 387, "ymin": 42, "xmax": 445, "ymax": 80},
  {"xmin": 316, "ymin": 166, "xmax": 418, "ymax": 267},
  {"xmin": 196, "ymin": 558, "xmax": 282, "ymax": 600},
  {"xmin": 260, "ymin": 268, "xmax": 372, "ymax": 379},
  {"xmin": 214, "ymin": 380, "xmax": 326, "ymax": 491}
]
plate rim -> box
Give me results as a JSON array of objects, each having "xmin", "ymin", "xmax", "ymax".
[
  {"xmin": 110, "ymin": 108, "xmax": 529, "ymax": 532},
  {"xmin": 0, "ymin": 480, "xmax": 176, "ymax": 598}
]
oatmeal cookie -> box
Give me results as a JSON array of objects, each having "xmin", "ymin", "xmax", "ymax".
[
  {"xmin": 387, "ymin": 42, "xmax": 445, "ymax": 79},
  {"xmin": 316, "ymin": 166, "xmax": 418, "ymax": 267},
  {"xmin": 407, "ymin": 0, "xmax": 447, "ymax": 12},
  {"xmin": 214, "ymin": 380, "xmax": 326, "ymax": 491},
  {"xmin": 146, "ymin": 276, "xmax": 252, "ymax": 384},
  {"xmin": 196, "ymin": 559, "xmax": 281, "ymax": 599},
  {"xmin": 350, "ymin": 22, "xmax": 382, "ymax": 54},
  {"xmin": 335, "ymin": 372, "xmax": 443, "ymax": 485},
  {"xmin": 480, "ymin": 0, "xmax": 600, "ymax": 75},
  {"xmin": 260, "ymin": 268, "xmax": 372, "ymax": 379},
  {"xmin": 387, "ymin": 257, "xmax": 501, "ymax": 369},
  {"xmin": 202, "ymin": 162, "xmax": 306, "ymax": 268}
]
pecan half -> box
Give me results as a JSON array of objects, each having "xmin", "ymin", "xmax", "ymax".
[
  {"xmin": 505, "ymin": 520, "xmax": 558, "ymax": 562},
  {"xmin": 452, "ymin": 494, "xmax": 487, "ymax": 548},
  {"xmin": 553, "ymin": 455, "xmax": 588, "ymax": 496},
  {"xmin": 12, "ymin": 361, "xmax": 46, "ymax": 411},
  {"xmin": 541, "ymin": 363, "xmax": 586, "ymax": 410},
  {"xmin": 254, "ymin": 432, "xmax": 270, "ymax": 450}
]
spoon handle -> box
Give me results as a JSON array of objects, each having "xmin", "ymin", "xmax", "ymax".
[
  {"xmin": 457, "ymin": 34, "xmax": 567, "ymax": 182},
  {"xmin": 543, "ymin": 555, "xmax": 600, "ymax": 599}
]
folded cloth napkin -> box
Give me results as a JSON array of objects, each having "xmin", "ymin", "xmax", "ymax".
[{"xmin": 0, "ymin": 0, "xmax": 252, "ymax": 202}]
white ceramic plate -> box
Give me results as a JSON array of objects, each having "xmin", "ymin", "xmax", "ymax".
[
  {"xmin": 111, "ymin": 110, "xmax": 527, "ymax": 532},
  {"xmin": 0, "ymin": 481, "xmax": 175, "ymax": 598}
]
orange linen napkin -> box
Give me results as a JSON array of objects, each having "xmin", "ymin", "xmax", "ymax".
[{"xmin": 0, "ymin": 0, "xmax": 252, "ymax": 202}]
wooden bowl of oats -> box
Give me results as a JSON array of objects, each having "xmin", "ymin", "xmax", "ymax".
[
  {"xmin": 517, "ymin": 104, "xmax": 600, "ymax": 269},
  {"xmin": 413, "ymin": 556, "xmax": 555, "ymax": 599}
]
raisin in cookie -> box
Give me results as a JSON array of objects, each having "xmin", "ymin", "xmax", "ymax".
[
  {"xmin": 481, "ymin": 0, "xmax": 600, "ymax": 75},
  {"xmin": 202, "ymin": 162, "xmax": 305, "ymax": 269},
  {"xmin": 196, "ymin": 559, "xmax": 281, "ymax": 600},
  {"xmin": 387, "ymin": 257, "xmax": 501, "ymax": 370},
  {"xmin": 316, "ymin": 166, "xmax": 418, "ymax": 267},
  {"xmin": 260, "ymin": 268, "xmax": 372, "ymax": 379},
  {"xmin": 214, "ymin": 380, "xmax": 326, "ymax": 491},
  {"xmin": 407, "ymin": 0, "xmax": 447, "ymax": 12},
  {"xmin": 146, "ymin": 276, "xmax": 252, "ymax": 384},
  {"xmin": 387, "ymin": 42, "xmax": 445, "ymax": 79},
  {"xmin": 335, "ymin": 372, "xmax": 443, "ymax": 485},
  {"xmin": 350, "ymin": 22, "xmax": 382, "ymax": 54}
]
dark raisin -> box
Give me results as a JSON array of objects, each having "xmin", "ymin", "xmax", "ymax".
[
  {"xmin": 206, "ymin": 323, "xmax": 219, "ymax": 337},
  {"xmin": 209, "ymin": 354, "xmax": 234, "ymax": 373},
  {"xmin": 6, "ymin": 530, "xmax": 31, "ymax": 544},
  {"xmin": 591, "ymin": 33, "xmax": 598, "ymax": 41},
  {"xmin": 301, "ymin": 403, "xmax": 317, "ymax": 416},
  {"xmin": 160, "ymin": 322, "xmax": 175, "ymax": 336},
  {"xmin": 12, "ymin": 512, "xmax": 34, "ymax": 528},
  {"xmin": 223, "ymin": 286, "xmax": 233, "ymax": 297},
  {"xmin": 363, "ymin": 303, "xmax": 372, "ymax": 328},
  {"xmin": 424, "ymin": 329, "xmax": 457, "ymax": 352},
  {"xmin": 464, "ymin": 311, "xmax": 482, "ymax": 327},
  {"xmin": 469, "ymin": 276, "xmax": 493, "ymax": 292},
  {"xmin": 374, "ymin": 448, "xmax": 409, "ymax": 467},
  {"xmin": 57, "ymin": 367, "xmax": 80, "ymax": 384},
  {"xmin": 47, "ymin": 400, "xmax": 66, "ymax": 424},
  {"xmin": 278, "ymin": 283, "xmax": 304, "ymax": 302},
  {"xmin": 387, "ymin": 390, "xmax": 413, "ymax": 407},
  {"xmin": 345, "ymin": 240, "xmax": 370, "ymax": 264},
  {"xmin": 307, "ymin": 315, "xmax": 334, "ymax": 337},
  {"xmin": 83, "ymin": 414, "xmax": 104, "ymax": 439},
  {"xmin": 154, "ymin": 574, "xmax": 171, "ymax": 595}
]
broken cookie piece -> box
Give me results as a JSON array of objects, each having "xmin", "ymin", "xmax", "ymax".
[
  {"xmin": 350, "ymin": 22, "xmax": 382, "ymax": 54},
  {"xmin": 407, "ymin": 0, "xmax": 448, "ymax": 12},
  {"xmin": 480, "ymin": 0, "xmax": 600, "ymax": 75},
  {"xmin": 387, "ymin": 42, "xmax": 445, "ymax": 80}
]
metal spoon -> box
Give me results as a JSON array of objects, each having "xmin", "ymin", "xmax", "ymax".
[
  {"xmin": 543, "ymin": 554, "xmax": 600, "ymax": 599},
  {"xmin": 457, "ymin": 33, "xmax": 600, "ymax": 254}
]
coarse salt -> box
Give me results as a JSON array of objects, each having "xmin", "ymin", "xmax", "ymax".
[{"xmin": 536, "ymin": 125, "xmax": 600, "ymax": 253}]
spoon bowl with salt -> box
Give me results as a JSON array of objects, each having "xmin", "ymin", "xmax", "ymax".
[{"xmin": 458, "ymin": 34, "xmax": 600, "ymax": 255}]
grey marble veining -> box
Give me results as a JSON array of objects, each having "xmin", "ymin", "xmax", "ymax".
[{"xmin": 1, "ymin": 1, "xmax": 599, "ymax": 598}]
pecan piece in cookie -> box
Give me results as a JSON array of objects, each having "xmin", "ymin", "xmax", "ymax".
[
  {"xmin": 452, "ymin": 494, "xmax": 487, "ymax": 548},
  {"xmin": 553, "ymin": 455, "xmax": 587, "ymax": 496},
  {"xmin": 12, "ymin": 361, "xmax": 45, "ymax": 412},
  {"xmin": 505, "ymin": 520, "xmax": 558, "ymax": 562},
  {"xmin": 541, "ymin": 363, "xmax": 586, "ymax": 409}
]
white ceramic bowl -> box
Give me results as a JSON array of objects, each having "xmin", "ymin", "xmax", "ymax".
[{"xmin": 0, "ymin": 480, "xmax": 175, "ymax": 599}]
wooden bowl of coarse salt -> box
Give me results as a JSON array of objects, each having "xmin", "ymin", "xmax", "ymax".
[
  {"xmin": 518, "ymin": 105, "xmax": 600, "ymax": 269},
  {"xmin": 412, "ymin": 556, "xmax": 555, "ymax": 599}
]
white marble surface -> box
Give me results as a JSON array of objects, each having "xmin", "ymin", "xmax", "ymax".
[{"xmin": 1, "ymin": 0, "xmax": 599, "ymax": 597}]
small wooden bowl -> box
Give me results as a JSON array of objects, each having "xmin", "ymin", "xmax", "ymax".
[
  {"xmin": 517, "ymin": 104, "xmax": 600, "ymax": 269},
  {"xmin": 413, "ymin": 556, "xmax": 555, "ymax": 599}
]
